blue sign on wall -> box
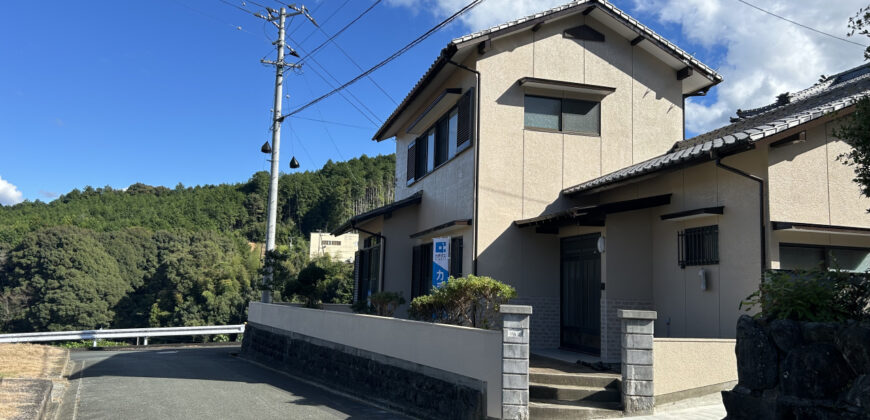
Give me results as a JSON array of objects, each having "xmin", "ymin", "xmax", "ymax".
[{"xmin": 432, "ymin": 237, "xmax": 450, "ymax": 289}]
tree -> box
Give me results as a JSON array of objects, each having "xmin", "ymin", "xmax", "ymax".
[
  {"xmin": 838, "ymin": 8, "xmax": 870, "ymax": 209},
  {"xmin": 281, "ymin": 256, "xmax": 353, "ymax": 307},
  {"xmin": 2, "ymin": 226, "xmax": 127, "ymax": 331}
]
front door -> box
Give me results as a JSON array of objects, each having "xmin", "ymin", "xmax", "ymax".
[{"xmin": 560, "ymin": 234, "xmax": 601, "ymax": 354}]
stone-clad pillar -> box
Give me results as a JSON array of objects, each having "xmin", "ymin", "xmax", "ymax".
[
  {"xmin": 501, "ymin": 304, "xmax": 532, "ymax": 420},
  {"xmin": 618, "ymin": 309, "xmax": 656, "ymax": 415}
]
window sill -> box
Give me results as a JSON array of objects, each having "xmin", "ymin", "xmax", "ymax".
[
  {"xmin": 406, "ymin": 142, "xmax": 472, "ymax": 186},
  {"xmin": 523, "ymin": 127, "xmax": 600, "ymax": 137}
]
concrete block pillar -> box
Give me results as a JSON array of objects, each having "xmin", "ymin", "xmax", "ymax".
[
  {"xmin": 501, "ymin": 304, "xmax": 532, "ymax": 420},
  {"xmin": 618, "ymin": 309, "xmax": 656, "ymax": 416}
]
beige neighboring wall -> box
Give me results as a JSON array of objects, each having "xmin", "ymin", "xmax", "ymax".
[
  {"xmin": 653, "ymin": 338, "xmax": 737, "ymax": 397},
  {"xmin": 768, "ymin": 115, "xmax": 870, "ymax": 229},
  {"xmin": 474, "ymin": 12, "xmax": 684, "ymax": 298},
  {"xmin": 308, "ymin": 232, "xmax": 358, "ymax": 262}
]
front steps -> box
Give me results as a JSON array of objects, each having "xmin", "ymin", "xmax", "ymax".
[{"xmin": 529, "ymin": 355, "xmax": 623, "ymax": 419}]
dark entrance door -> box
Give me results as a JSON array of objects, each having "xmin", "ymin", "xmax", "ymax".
[{"xmin": 560, "ymin": 234, "xmax": 602, "ymax": 354}]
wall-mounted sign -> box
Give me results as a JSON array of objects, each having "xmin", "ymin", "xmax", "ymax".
[{"xmin": 432, "ymin": 237, "xmax": 450, "ymax": 289}]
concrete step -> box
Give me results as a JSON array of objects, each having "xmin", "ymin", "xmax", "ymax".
[
  {"xmin": 530, "ymin": 382, "xmax": 621, "ymax": 403},
  {"xmin": 529, "ymin": 400, "xmax": 623, "ymax": 420},
  {"xmin": 529, "ymin": 372, "xmax": 620, "ymax": 389}
]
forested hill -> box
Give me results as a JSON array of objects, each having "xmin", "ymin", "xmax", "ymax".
[
  {"xmin": 0, "ymin": 154, "xmax": 395, "ymax": 334},
  {"xmin": 0, "ymin": 154, "xmax": 396, "ymax": 247}
]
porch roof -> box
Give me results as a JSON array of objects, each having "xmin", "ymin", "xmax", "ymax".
[
  {"xmin": 331, "ymin": 191, "xmax": 423, "ymax": 235},
  {"xmin": 772, "ymin": 221, "xmax": 870, "ymax": 237},
  {"xmin": 514, "ymin": 193, "xmax": 671, "ymax": 230}
]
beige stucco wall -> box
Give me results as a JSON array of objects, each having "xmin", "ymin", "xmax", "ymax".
[
  {"xmin": 653, "ymin": 338, "xmax": 737, "ymax": 397},
  {"xmin": 474, "ymin": 12, "xmax": 685, "ymax": 302},
  {"xmin": 768, "ymin": 116, "xmax": 870, "ymax": 229},
  {"xmin": 595, "ymin": 150, "xmax": 766, "ymax": 339},
  {"xmin": 248, "ymin": 302, "xmax": 503, "ymax": 417}
]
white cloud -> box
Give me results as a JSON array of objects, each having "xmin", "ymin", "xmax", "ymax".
[
  {"xmin": 0, "ymin": 176, "xmax": 24, "ymax": 206},
  {"xmin": 630, "ymin": 0, "xmax": 867, "ymax": 134},
  {"xmin": 391, "ymin": 0, "xmax": 869, "ymax": 135}
]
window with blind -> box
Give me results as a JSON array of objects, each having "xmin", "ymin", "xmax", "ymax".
[
  {"xmin": 524, "ymin": 95, "xmax": 600, "ymax": 135},
  {"xmin": 406, "ymin": 89, "xmax": 474, "ymax": 184}
]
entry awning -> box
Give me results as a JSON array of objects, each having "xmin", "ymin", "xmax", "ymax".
[
  {"xmin": 515, "ymin": 194, "xmax": 672, "ymax": 231},
  {"xmin": 771, "ymin": 221, "xmax": 870, "ymax": 237},
  {"xmin": 332, "ymin": 191, "xmax": 423, "ymax": 235},
  {"xmin": 410, "ymin": 219, "xmax": 472, "ymax": 239}
]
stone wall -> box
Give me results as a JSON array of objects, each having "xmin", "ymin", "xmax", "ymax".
[
  {"xmin": 242, "ymin": 322, "xmax": 486, "ymax": 420},
  {"xmin": 722, "ymin": 315, "xmax": 870, "ymax": 419},
  {"xmin": 602, "ymin": 296, "xmax": 654, "ymax": 363}
]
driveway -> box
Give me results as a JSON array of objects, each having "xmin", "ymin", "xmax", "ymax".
[{"xmin": 57, "ymin": 346, "xmax": 406, "ymax": 420}]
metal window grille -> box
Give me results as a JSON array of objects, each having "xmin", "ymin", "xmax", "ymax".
[{"xmin": 678, "ymin": 225, "xmax": 719, "ymax": 268}]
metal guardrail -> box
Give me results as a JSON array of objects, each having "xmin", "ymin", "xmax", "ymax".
[{"xmin": 0, "ymin": 324, "xmax": 246, "ymax": 346}]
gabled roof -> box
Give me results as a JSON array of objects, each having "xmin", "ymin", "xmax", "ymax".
[
  {"xmin": 562, "ymin": 63, "xmax": 870, "ymax": 196},
  {"xmin": 373, "ymin": 0, "xmax": 722, "ymax": 141}
]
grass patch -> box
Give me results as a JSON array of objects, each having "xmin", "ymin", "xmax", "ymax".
[
  {"xmin": 56, "ymin": 339, "xmax": 128, "ymax": 349},
  {"xmin": 0, "ymin": 343, "xmax": 69, "ymax": 418}
]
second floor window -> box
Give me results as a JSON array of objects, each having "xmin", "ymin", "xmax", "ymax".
[
  {"xmin": 524, "ymin": 95, "xmax": 600, "ymax": 135},
  {"xmin": 407, "ymin": 90, "xmax": 473, "ymax": 184}
]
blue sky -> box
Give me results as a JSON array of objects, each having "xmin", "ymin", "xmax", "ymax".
[{"xmin": 0, "ymin": 0, "xmax": 865, "ymax": 204}]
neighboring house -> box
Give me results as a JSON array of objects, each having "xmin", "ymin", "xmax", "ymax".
[
  {"xmin": 308, "ymin": 232, "xmax": 358, "ymax": 262},
  {"xmin": 333, "ymin": 0, "xmax": 870, "ymax": 363}
]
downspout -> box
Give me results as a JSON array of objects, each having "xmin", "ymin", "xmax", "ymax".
[
  {"xmin": 714, "ymin": 155, "xmax": 767, "ymax": 274},
  {"xmin": 448, "ymin": 59, "xmax": 481, "ymax": 275},
  {"xmin": 352, "ymin": 221, "xmax": 386, "ymax": 294}
]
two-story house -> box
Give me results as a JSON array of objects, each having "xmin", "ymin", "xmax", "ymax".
[{"xmin": 333, "ymin": 0, "xmax": 870, "ymax": 364}]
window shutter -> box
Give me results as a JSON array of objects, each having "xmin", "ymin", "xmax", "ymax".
[
  {"xmin": 406, "ymin": 141, "xmax": 416, "ymax": 182},
  {"xmin": 450, "ymin": 237, "xmax": 463, "ymax": 277},
  {"xmin": 353, "ymin": 250, "xmax": 361, "ymax": 303},
  {"xmin": 417, "ymin": 135, "xmax": 429, "ymax": 176},
  {"xmin": 457, "ymin": 88, "xmax": 474, "ymax": 147}
]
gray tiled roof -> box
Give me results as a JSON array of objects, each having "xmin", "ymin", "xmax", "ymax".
[
  {"xmin": 374, "ymin": 0, "xmax": 721, "ymax": 141},
  {"xmin": 562, "ymin": 64, "xmax": 870, "ymax": 196}
]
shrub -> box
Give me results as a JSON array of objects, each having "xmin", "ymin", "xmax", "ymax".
[
  {"xmin": 409, "ymin": 275, "xmax": 517, "ymax": 329},
  {"xmin": 740, "ymin": 269, "xmax": 870, "ymax": 322},
  {"xmin": 351, "ymin": 291, "xmax": 406, "ymax": 317}
]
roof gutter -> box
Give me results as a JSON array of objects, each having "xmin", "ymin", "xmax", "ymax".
[{"xmin": 714, "ymin": 154, "xmax": 767, "ymax": 274}]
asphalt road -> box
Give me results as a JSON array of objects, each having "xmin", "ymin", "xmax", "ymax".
[{"xmin": 57, "ymin": 346, "xmax": 407, "ymax": 420}]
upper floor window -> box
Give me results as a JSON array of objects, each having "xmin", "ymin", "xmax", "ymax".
[
  {"xmin": 407, "ymin": 89, "xmax": 474, "ymax": 185},
  {"xmin": 524, "ymin": 95, "xmax": 600, "ymax": 136}
]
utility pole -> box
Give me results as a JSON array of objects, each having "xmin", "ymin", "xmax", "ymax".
[{"xmin": 259, "ymin": 5, "xmax": 316, "ymax": 303}]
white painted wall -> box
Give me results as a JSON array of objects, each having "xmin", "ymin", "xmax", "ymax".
[{"xmin": 248, "ymin": 302, "xmax": 503, "ymax": 418}]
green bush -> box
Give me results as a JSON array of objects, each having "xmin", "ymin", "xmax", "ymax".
[
  {"xmin": 740, "ymin": 269, "xmax": 870, "ymax": 322},
  {"xmin": 352, "ymin": 291, "xmax": 406, "ymax": 317},
  {"xmin": 409, "ymin": 275, "xmax": 517, "ymax": 329}
]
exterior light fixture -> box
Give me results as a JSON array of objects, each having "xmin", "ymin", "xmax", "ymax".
[
  {"xmin": 596, "ymin": 236, "xmax": 606, "ymax": 253},
  {"xmin": 699, "ymin": 268, "xmax": 708, "ymax": 291},
  {"xmin": 261, "ymin": 142, "xmax": 272, "ymax": 154}
]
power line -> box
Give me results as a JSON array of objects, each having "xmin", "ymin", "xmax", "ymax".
[
  {"xmin": 317, "ymin": 25, "xmax": 399, "ymax": 105},
  {"xmin": 298, "ymin": 0, "xmax": 381, "ymax": 65},
  {"xmin": 288, "ymin": 115, "xmax": 373, "ymax": 130},
  {"xmin": 282, "ymin": 0, "xmax": 486, "ymax": 119},
  {"xmin": 737, "ymin": 0, "xmax": 867, "ymax": 48},
  {"xmin": 294, "ymin": 0, "xmax": 350, "ymax": 41}
]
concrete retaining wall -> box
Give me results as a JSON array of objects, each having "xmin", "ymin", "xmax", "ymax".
[
  {"xmin": 245, "ymin": 302, "xmax": 505, "ymax": 418},
  {"xmin": 653, "ymin": 338, "xmax": 737, "ymax": 403}
]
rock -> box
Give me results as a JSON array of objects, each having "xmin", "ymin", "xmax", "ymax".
[
  {"xmin": 843, "ymin": 375, "xmax": 870, "ymax": 411},
  {"xmin": 735, "ymin": 315, "xmax": 779, "ymax": 390},
  {"xmin": 836, "ymin": 325, "xmax": 870, "ymax": 375},
  {"xmin": 802, "ymin": 322, "xmax": 840, "ymax": 343},
  {"xmin": 721, "ymin": 388, "xmax": 775, "ymax": 420},
  {"xmin": 780, "ymin": 343, "xmax": 854, "ymax": 399},
  {"xmin": 769, "ymin": 319, "xmax": 802, "ymax": 352}
]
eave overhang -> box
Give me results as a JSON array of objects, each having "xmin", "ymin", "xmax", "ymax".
[
  {"xmin": 331, "ymin": 191, "xmax": 423, "ymax": 235},
  {"xmin": 772, "ymin": 221, "xmax": 870, "ymax": 237},
  {"xmin": 515, "ymin": 193, "xmax": 672, "ymax": 230}
]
